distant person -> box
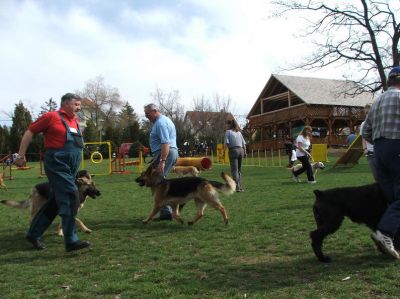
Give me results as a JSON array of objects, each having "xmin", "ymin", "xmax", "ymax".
[
  {"xmin": 292, "ymin": 126, "xmax": 315, "ymax": 183},
  {"xmin": 360, "ymin": 103, "xmax": 378, "ymax": 181},
  {"xmin": 346, "ymin": 131, "xmax": 357, "ymax": 145},
  {"xmin": 362, "ymin": 66, "xmax": 400, "ymax": 259},
  {"xmin": 223, "ymin": 119, "xmax": 247, "ymax": 192},
  {"xmin": 284, "ymin": 135, "xmax": 296, "ymax": 168},
  {"xmin": 14, "ymin": 93, "xmax": 90, "ymax": 252},
  {"xmin": 144, "ymin": 103, "xmax": 178, "ymax": 220}
]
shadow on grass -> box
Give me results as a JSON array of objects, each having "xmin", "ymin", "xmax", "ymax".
[{"xmin": 163, "ymin": 254, "xmax": 392, "ymax": 294}]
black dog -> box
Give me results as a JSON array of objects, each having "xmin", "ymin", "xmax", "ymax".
[{"xmin": 309, "ymin": 183, "xmax": 400, "ymax": 262}]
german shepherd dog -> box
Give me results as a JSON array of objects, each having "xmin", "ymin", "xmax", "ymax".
[
  {"xmin": 135, "ymin": 166, "xmax": 236, "ymax": 225},
  {"xmin": 309, "ymin": 183, "xmax": 400, "ymax": 262},
  {"xmin": 1, "ymin": 170, "xmax": 101, "ymax": 236},
  {"xmin": 0, "ymin": 173, "xmax": 8, "ymax": 191}
]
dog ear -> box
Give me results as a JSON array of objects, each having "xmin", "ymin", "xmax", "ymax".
[{"xmin": 313, "ymin": 190, "xmax": 323, "ymax": 197}]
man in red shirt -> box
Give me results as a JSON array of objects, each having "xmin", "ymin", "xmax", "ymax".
[{"xmin": 15, "ymin": 93, "xmax": 90, "ymax": 252}]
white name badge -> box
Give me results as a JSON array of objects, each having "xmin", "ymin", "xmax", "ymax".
[{"xmin": 69, "ymin": 127, "xmax": 78, "ymax": 133}]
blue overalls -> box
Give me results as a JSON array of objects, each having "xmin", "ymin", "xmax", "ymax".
[{"xmin": 27, "ymin": 113, "xmax": 83, "ymax": 248}]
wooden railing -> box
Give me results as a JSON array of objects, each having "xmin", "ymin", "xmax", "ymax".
[
  {"xmin": 251, "ymin": 135, "xmax": 349, "ymax": 150},
  {"xmin": 248, "ymin": 104, "xmax": 365, "ymax": 127}
]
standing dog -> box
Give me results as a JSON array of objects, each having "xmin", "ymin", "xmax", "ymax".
[
  {"xmin": 172, "ymin": 166, "xmax": 200, "ymax": 177},
  {"xmin": 0, "ymin": 170, "xmax": 101, "ymax": 236},
  {"xmin": 309, "ymin": 183, "xmax": 397, "ymax": 262},
  {"xmin": 0, "ymin": 173, "xmax": 8, "ymax": 191},
  {"xmin": 135, "ymin": 166, "xmax": 235, "ymax": 225},
  {"xmin": 291, "ymin": 161, "xmax": 325, "ymax": 181}
]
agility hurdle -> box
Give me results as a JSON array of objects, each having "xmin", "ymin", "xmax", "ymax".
[
  {"xmin": 81, "ymin": 141, "xmax": 113, "ymax": 176},
  {"xmin": 212, "ymin": 149, "xmax": 283, "ymax": 167}
]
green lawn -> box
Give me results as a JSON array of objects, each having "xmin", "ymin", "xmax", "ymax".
[{"xmin": 1, "ymin": 156, "xmax": 399, "ymax": 298}]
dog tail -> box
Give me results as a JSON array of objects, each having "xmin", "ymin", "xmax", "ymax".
[
  {"xmin": 0, "ymin": 199, "xmax": 31, "ymax": 210},
  {"xmin": 214, "ymin": 172, "xmax": 236, "ymax": 195}
]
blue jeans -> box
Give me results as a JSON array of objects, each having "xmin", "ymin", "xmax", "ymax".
[
  {"xmin": 374, "ymin": 138, "xmax": 400, "ymax": 237},
  {"xmin": 153, "ymin": 147, "xmax": 179, "ymax": 218}
]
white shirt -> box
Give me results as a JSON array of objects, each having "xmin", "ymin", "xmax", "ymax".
[{"xmin": 295, "ymin": 135, "xmax": 311, "ymax": 157}]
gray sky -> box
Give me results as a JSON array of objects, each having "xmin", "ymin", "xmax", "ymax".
[{"xmin": 0, "ymin": 0, "xmax": 345, "ymax": 124}]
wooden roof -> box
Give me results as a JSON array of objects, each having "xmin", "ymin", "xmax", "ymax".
[{"xmin": 248, "ymin": 74, "xmax": 374, "ymax": 117}]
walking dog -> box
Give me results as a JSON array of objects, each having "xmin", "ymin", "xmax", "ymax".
[
  {"xmin": 135, "ymin": 166, "xmax": 235, "ymax": 225},
  {"xmin": 309, "ymin": 183, "xmax": 398, "ymax": 262},
  {"xmin": 172, "ymin": 165, "xmax": 200, "ymax": 177},
  {"xmin": 0, "ymin": 170, "xmax": 101, "ymax": 236},
  {"xmin": 291, "ymin": 161, "xmax": 325, "ymax": 181},
  {"xmin": 0, "ymin": 173, "xmax": 8, "ymax": 191}
]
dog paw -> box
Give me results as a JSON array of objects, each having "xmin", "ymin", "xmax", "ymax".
[
  {"xmin": 84, "ymin": 229, "xmax": 92, "ymax": 234},
  {"xmin": 142, "ymin": 220, "xmax": 149, "ymax": 224}
]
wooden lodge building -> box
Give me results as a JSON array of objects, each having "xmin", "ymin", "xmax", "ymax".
[{"xmin": 247, "ymin": 74, "xmax": 374, "ymax": 150}]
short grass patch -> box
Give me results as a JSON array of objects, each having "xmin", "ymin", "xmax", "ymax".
[{"xmin": 1, "ymin": 157, "xmax": 400, "ymax": 298}]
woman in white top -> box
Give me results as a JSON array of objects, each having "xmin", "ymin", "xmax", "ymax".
[
  {"xmin": 223, "ymin": 119, "xmax": 247, "ymax": 192},
  {"xmin": 360, "ymin": 103, "xmax": 378, "ymax": 181},
  {"xmin": 292, "ymin": 125, "xmax": 315, "ymax": 183}
]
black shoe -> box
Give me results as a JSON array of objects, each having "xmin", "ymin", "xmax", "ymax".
[
  {"xmin": 26, "ymin": 236, "xmax": 45, "ymax": 250},
  {"xmin": 66, "ymin": 240, "xmax": 90, "ymax": 252}
]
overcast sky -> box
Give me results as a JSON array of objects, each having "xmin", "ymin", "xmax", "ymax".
[{"xmin": 0, "ymin": 0, "xmax": 344, "ymax": 124}]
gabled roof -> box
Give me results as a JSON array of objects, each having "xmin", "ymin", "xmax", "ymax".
[
  {"xmin": 248, "ymin": 74, "xmax": 374, "ymax": 117},
  {"xmin": 81, "ymin": 97, "xmax": 96, "ymax": 107}
]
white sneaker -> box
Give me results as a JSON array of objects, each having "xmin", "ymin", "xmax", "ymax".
[
  {"xmin": 371, "ymin": 231, "xmax": 399, "ymax": 259},
  {"xmin": 308, "ymin": 180, "xmax": 317, "ymax": 184}
]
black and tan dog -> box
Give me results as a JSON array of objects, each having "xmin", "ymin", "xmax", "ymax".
[
  {"xmin": 1, "ymin": 170, "xmax": 101, "ymax": 236},
  {"xmin": 309, "ymin": 183, "xmax": 400, "ymax": 262},
  {"xmin": 135, "ymin": 166, "xmax": 235, "ymax": 225}
]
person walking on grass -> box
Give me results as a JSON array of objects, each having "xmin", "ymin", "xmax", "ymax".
[
  {"xmin": 291, "ymin": 125, "xmax": 316, "ymax": 184},
  {"xmin": 223, "ymin": 119, "xmax": 247, "ymax": 192},
  {"xmin": 144, "ymin": 103, "xmax": 178, "ymax": 220},
  {"xmin": 14, "ymin": 93, "xmax": 90, "ymax": 252},
  {"xmin": 362, "ymin": 66, "xmax": 400, "ymax": 259}
]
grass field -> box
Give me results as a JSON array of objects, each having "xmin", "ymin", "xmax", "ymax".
[{"xmin": 1, "ymin": 156, "xmax": 400, "ymax": 298}]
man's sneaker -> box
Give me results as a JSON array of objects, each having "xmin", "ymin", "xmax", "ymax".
[
  {"xmin": 308, "ymin": 180, "xmax": 317, "ymax": 184},
  {"xmin": 371, "ymin": 231, "xmax": 400, "ymax": 259}
]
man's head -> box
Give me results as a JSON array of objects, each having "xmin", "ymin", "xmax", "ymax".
[
  {"xmin": 388, "ymin": 66, "xmax": 400, "ymax": 87},
  {"xmin": 61, "ymin": 93, "xmax": 82, "ymax": 116},
  {"xmin": 144, "ymin": 103, "xmax": 160, "ymax": 123}
]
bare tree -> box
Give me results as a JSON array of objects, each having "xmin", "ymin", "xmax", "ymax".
[
  {"xmin": 188, "ymin": 93, "xmax": 234, "ymax": 148},
  {"xmin": 273, "ymin": 0, "xmax": 400, "ymax": 92},
  {"xmin": 149, "ymin": 87, "xmax": 187, "ymax": 147},
  {"xmin": 77, "ymin": 76, "xmax": 124, "ymax": 127}
]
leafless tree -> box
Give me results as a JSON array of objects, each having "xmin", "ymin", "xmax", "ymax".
[
  {"xmin": 77, "ymin": 76, "xmax": 124, "ymax": 127},
  {"xmin": 273, "ymin": 0, "xmax": 400, "ymax": 92},
  {"xmin": 148, "ymin": 87, "xmax": 188, "ymax": 147},
  {"xmin": 188, "ymin": 93, "xmax": 234, "ymax": 147}
]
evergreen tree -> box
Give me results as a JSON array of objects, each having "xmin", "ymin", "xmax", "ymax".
[
  {"xmin": 83, "ymin": 119, "xmax": 98, "ymax": 142},
  {"xmin": 9, "ymin": 102, "xmax": 32, "ymax": 153},
  {"xmin": 0, "ymin": 125, "xmax": 10, "ymax": 154},
  {"xmin": 38, "ymin": 97, "xmax": 58, "ymax": 117},
  {"xmin": 119, "ymin": 102, "xmax": 140, "ymax": 143}
]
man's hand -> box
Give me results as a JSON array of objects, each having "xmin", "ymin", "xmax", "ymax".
[{"xmin": 13, "ymin": 153, "xmax": 26, "ymax": 167}]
